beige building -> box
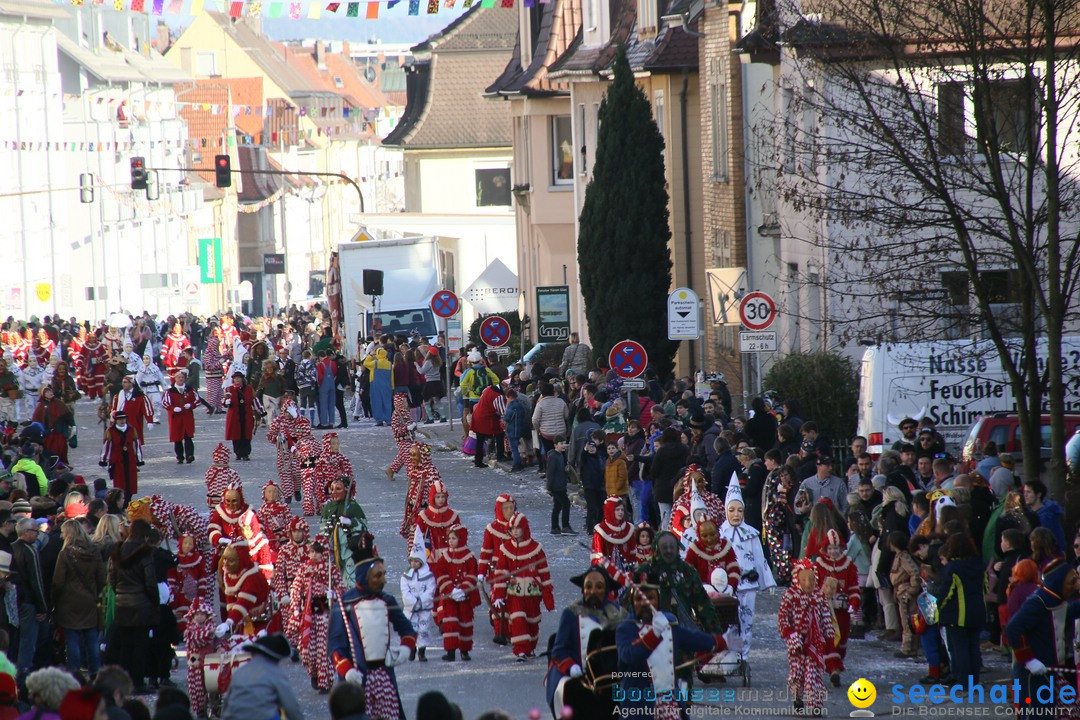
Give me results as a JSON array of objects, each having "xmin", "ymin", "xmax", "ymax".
[
  {"xmin": 545, "ymin": 0, "xmax": 711, "ymax": 378},
  {"xmin": 485, "ymin": 0, "xmax": 582, "ymax": 345}
]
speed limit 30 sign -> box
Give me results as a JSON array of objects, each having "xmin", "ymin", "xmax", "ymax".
[{"xmin": 739, "ymin": 291, "xmax": 777, "ymax": 331}]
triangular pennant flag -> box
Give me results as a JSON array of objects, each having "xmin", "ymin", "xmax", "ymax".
[
  {"xmin": 267, "ymin": 1, "xmax": 282, "ymax": 15},
  {"xmin": 346, "ymin": 1, "xmax": 358, "ymax": 15},
  {"xmin": 407, "ymin": 0, "xmax": 419, "ymax": 14},
  {"xmin": 427, "ymin": 0, "xmax": 438, "ymax": 11},
  {"xmin": 229, "ymin": 0, "xmax": 243, "ymax": 16},
  {"xmin": 365, "ymin": 0, "xmax": 377, "ymax": 16},
  {"xmin": 387, "ymin": 0, "xmax": 401, "ymax": 7},
  {"xmin": 325, "ymin": 1, "xmax": 340, "ymax": 10}
]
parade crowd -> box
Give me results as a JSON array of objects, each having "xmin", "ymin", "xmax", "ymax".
[{"xmin": 0, "ymin": 311, "xmax": 1078, "ymax": 719}]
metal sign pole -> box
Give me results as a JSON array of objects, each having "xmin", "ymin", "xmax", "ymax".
[
  {"xmin": 446, "ymin": 321, "xmax": 454, "ymax": 433},
  {"xmin": 698, "ymin": 300, "xmax": 706, "ymax": 376}
]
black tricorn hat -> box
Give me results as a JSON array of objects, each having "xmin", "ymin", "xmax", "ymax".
[{"xmin": 570, "ymin": 565, "xmax": 620, "ymax": 594}]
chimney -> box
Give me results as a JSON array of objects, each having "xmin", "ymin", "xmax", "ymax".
[
  {"xmin": 342, "ymin": 40, "xmax": 351, "ymax": 59},
  {"xmin": 315, "ymin": 40, "xmax": 326, "ymax": 70},
  {"xmin": 155, "ymin": 22, "xmax": 170, "ymax": 53}
]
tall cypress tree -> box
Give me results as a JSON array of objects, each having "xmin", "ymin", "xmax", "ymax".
[{"xmin": 578, "ymin": 45, "xmax": 677, "ymax": 379}]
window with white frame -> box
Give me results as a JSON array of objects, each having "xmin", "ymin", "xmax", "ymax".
[
  {"xmin": 552, "ymin": 115, "xmax": 573, "ymax": 185},
  {"xmin": 710, "ymin": 61, "xmax": 728, "ymax": 181},
  {"xmin": 654, "ymin": 90, "xmax": 665, "ymax": 139},
  {"xmin": 195, "ymin": 51, "xmax": 218, "ymax": 77}
]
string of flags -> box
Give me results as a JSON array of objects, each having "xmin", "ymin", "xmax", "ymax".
[{"xmin": 60, "ymin": 0, "xmax": 532, "ymax": 19}]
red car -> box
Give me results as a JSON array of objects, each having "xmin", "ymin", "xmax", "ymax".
[{"xmin": 959, "ymin": 413, "xmax": 1080, "ymax": 478}]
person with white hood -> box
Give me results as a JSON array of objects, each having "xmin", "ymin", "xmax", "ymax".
[
  {"xmin": 718, "ymin": 478, "xmax": 775, "ymax": 656},
  {"xmin": 400, "ymin": 527, "xmax": 437, "ymax": 662}
]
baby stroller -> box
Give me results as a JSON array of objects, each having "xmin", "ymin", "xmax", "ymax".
[{"xmin": 700, "ymin": 594, "xmax": 751, "ymax": 686}]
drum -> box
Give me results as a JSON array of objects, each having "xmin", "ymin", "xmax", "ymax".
[{"xmin": 203, "ymin": 652, "xmax": 252, "ymax": 695}]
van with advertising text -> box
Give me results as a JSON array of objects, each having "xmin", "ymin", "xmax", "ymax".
[{"xmin": 857, "ymin": 338, "xmax": 1080, "ymax": 456}]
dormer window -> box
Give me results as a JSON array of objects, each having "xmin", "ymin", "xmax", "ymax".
[{"xmin": 638, "ymin": 0, "xmax": 658, "ymax": 38}]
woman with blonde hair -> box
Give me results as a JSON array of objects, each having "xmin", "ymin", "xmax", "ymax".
[
  {"xmin": 53, "ymin": 519, "xmax": 107, "ymax": 675},
  {"xmin": 92, "ymin": 514, "xmax": 123, "ymax": 561}
]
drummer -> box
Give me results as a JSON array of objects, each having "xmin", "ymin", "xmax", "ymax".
[{"xmin": 544, "ymin": 565, "xmax": 626, "ymax": 719}]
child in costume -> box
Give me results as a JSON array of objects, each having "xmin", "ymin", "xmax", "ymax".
[
  {"xmin": 813, "ymin": 528, "xmax": 860, "ymax": 687},
  {"xmin": 479, "ymin": 493, "xmax": 516, "ymax": 646},
  {"xmin": 400, "ymin": 442, "xmax": 438, "ymax": 543},
  {"xmin": 183, "ymin": 598, "xmax": 218, "ymax": 718},
  {"xmin": 414, "ymin": 479, "xmax": 460, "ymax": 567},
  {"xmin": 204, "ymin": 443, "xmax": 240, "ymax": 508},
  {"xmin": 256, "ymin": 480, "xmax": 293, "ymax": 551},
  {"xmin": 294, "ymin": 421, "xmax": 322, "ymax": 514},
  {"xmin": 266, "ymin": 397, "xmax": 306, "ymax": 502},
  {"xmin": 169, "ymin": 534, "xmax": 207, "ymax": 634},
  {"xmin": 718, "ymin": 479, "xmax": 776, "ymax": 657},
  {"xmin": 491, "ymin": 513, "xmax": 555, "ymax": 661},
  {"xmin": 778, "ymin": 557, "xmax": 836, "ymax": 714},
  {"xmin": 400, "ymin": 533, "xmax": 437, "ymax": 662},
  {"xmin": 590, "ymin": 496, "xmax": 633, "ymax": 584},
  {"xmin": 273, "ymin": 516, "xmax": 310, "ymax": 647},
  {"xmin": 628, "ymin": 522, "xmax": 655, "ymax": 566},
  {"xmin": 288, "ymin": 534, "xmax": 343, "ymax": 692},
  {"xmin": 434, "ymin": 523, "xmax": 480, "ymax": 661},
  {"xmin": 684, "ymin": 517, "xmax": 740, "ymax": 592}
]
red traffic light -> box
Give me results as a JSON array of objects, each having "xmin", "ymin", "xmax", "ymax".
[{"xmin": 214, "ymin": 154, "xmax": 231, "ymax": 189}]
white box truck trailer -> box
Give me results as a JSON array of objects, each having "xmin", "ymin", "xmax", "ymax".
[
  {"xmin": 337, "ymin": 236, "xmax": 456, "ymax": 358},
  {"xmin": 857, "ymin": 338, "xmax": 1080, "ymax": 455}
]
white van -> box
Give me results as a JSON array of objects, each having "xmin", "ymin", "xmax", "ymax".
[{"xmin": 857, "ymin": 338, "xmax": 1080, "ymax": 455}]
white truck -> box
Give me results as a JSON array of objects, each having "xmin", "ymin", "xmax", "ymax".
[
  {"xmin": 857, "ymin": 338, "xmax": 1080, "ymax": 454},
  {"xmin": 337, "ymin": 236, "xmax": 457, "ymax": 359}
]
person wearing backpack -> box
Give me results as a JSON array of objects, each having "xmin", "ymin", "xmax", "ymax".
[
  {"xmin": 459, "ymin": 351, "xmax": 498, "ymax": 437},
  {"xmin": 295, "ymin": 350, "xmax": 318, "ymax": 426}
]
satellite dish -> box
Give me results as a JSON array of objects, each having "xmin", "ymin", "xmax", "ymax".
[{"xmin": 364, "ymin": 65, "xmax": 377, "ymax": 83}]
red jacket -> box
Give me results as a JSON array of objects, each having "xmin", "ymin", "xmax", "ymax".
[
  {"xmin": 470, "ymin": 386, "xmax": 504, "ymax": 436},
  {"xmin": 162, "ymin": 386, "xmax": 198, "ymax": 442},
  {"xmin": 224, "ymin": 384, "xmax": 256, "ymax": 441}
]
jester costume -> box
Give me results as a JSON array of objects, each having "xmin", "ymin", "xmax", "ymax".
[
  {"xmin": 205, "ymin": 443, "xmax": 240, "ymax": 508},
  {"xmin": 386, "ymin": 392, "xmax": 413, "ymax": 478},
  {"xmin": 778, "ymin": 558, "xmax": 837, "ymax": 712},
  {"xmin": 314, "ymin": 432, "xmax": 353, "ymax": 509},
  {"xmin": 219, "ymin": 537, "xmax": 281, "ymax": 637},
  {"xmin": 669, "ymin": 468, "xmax": 726, "ymax": 537},
  {"xmin": 287, "ymin": 535, "xmax": 344, "ymax": 691},
  {"xmin": 399, "ymin": 442, "xmax": 438, "ymax": 543},
  {"xmin": 208, "ymin": 484, "xmax": 276, "ymax": 581},
  {"xmin": 414, "ymin": 479, "xmax": 460, "ymax": 562},
  {"xmin": 433, "ymin": 523, "xmax": 481, "ymax": 657},
  {"xmin": 161, "ymin": 327, "xmax": 191, "ymax": 384},
  {"xmin": 266, "ymin": 399, "xmax": 306, "ymax": 501},
  {"xmin": 272, "ymin": 516, "xmax": 310, "ymax": 631},
  {"xmin": 79, "ymin": 334, "xmax": 108, "ymax": 399},
  {"xmin": 256, "ymin": 480, "xmax": 293, "ymax": 551},
  {"xmin": 491, "ymin": 513, "xmax": 555, "ymax": 657},
  {"xmin": 718, "ymin": 479, "xmax": 776, "ymax": 657},
  {"xmin": 133, "ymin": 495, "xmax": 217, "ymax": 602},
  {"xmin": 480, "ymin": 493, "xmax": 516, "ymax": 643},
  {"xmin": 813, "ymin": 529, "xmax": 860, "ymax": 679},
  {"xmin": 183, "ymin": 598, "xmax": 218, "ymax": 718},
  {"xmin": 168, "ymin": 534, "xmax": 209, "ymax": 634},
  {"xmin": 291, "ymin": 425, "xmax": 324, "ymax": 517},
  {"xmin": 590, "ymin": 496, "xmax": 634, "ymax": 584},
  {"xmin": 762, "ymin": 469, "xmax": 796, "ymax": 584},
  {"xmin": 203, "ymin": 330, "xmax": 225, "ymax": 412}
]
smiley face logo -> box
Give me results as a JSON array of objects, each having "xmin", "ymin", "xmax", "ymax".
[{"xmin": 848, "ymin": 678, "xmax": 876, "ymax": 709}]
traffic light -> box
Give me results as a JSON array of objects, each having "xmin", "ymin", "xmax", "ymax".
[
  {"xmin": 214, "ymin": 154, "xmax": 232, "ymax": 188},
  {"xmin": 130, "ymin": 156, "xmax": 147, "ymax": 191}
]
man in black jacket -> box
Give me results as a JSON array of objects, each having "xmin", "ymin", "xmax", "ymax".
[{"xmin": 11, "ymin": 517, "xmax": 48, "ymax": 683}]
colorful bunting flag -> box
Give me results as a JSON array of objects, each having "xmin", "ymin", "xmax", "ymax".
[
  {"xmin": 427, "ymin": 0, "xmax": 437, "ymax": 11},
  {"xmin": 444, "ymin": 0, "xmax": 456, "ymax": 8},
  {"xmin": 248, "ymin": 0, "xmax": 261, "ymax": 14},
  {"xmin": 307, "ymin": 0, "xmax": 320, "ymax": 16},
  {"xmin": 130, "ymin": 0, "xmax": 144, "ymax": 10},
  {"xmin": 190, "ymin": 0, "xmax": 204, "ymax": 13},
  {"xmin": 407, "ymin": 0, "xmax": 419, "ymax": 13},
  {"xmin": 152, "ymin": 0, "xmax": 164, "ymax": 14},
  {"xmin": 289, "ymin": 1, "xmax": 301, "ymax": 16},
  {"xmin": 325, "ymin": 1, "xmax": 340, "ymax": 10},
  {"xmin": 229, "ymin": 0, "xmax": 242, "ymax": 15},
  {"xmin": 346, "ymin": 1, "xmax": 358, "ymax": 15},
  {"xmin": 268, "ymin": 1, "xmax": 282, "ymax": 15},
  {"xmin": 387, "ymin": 0, "xmax": 401, "ymax": 7},
  {"xmin": 365, "ymin": 1, "xmax": 377, "ymax": 17},
  {"xmin": 167, "ymin": 0, "xmax": 183, "ymax": 12}
]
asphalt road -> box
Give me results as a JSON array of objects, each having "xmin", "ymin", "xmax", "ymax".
[{"xmin": 63, "ymin": 405, "xmax": 1018, "ymax": 719}]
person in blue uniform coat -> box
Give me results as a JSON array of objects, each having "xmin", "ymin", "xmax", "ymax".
[
  {"xmin": 329, "ymin": 546, "xmax": 417, "ymax": 720},
  {"xmin": 614, "ymin": 568, "xmax": 739, "ymax": 719},
  {"xmin": 1005, "ymin": 558, "xmax": 1080, "ymax": 714},
  {"xmin": 544, "ymin": 565, "xmax": 626, "ymax": 719}
]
